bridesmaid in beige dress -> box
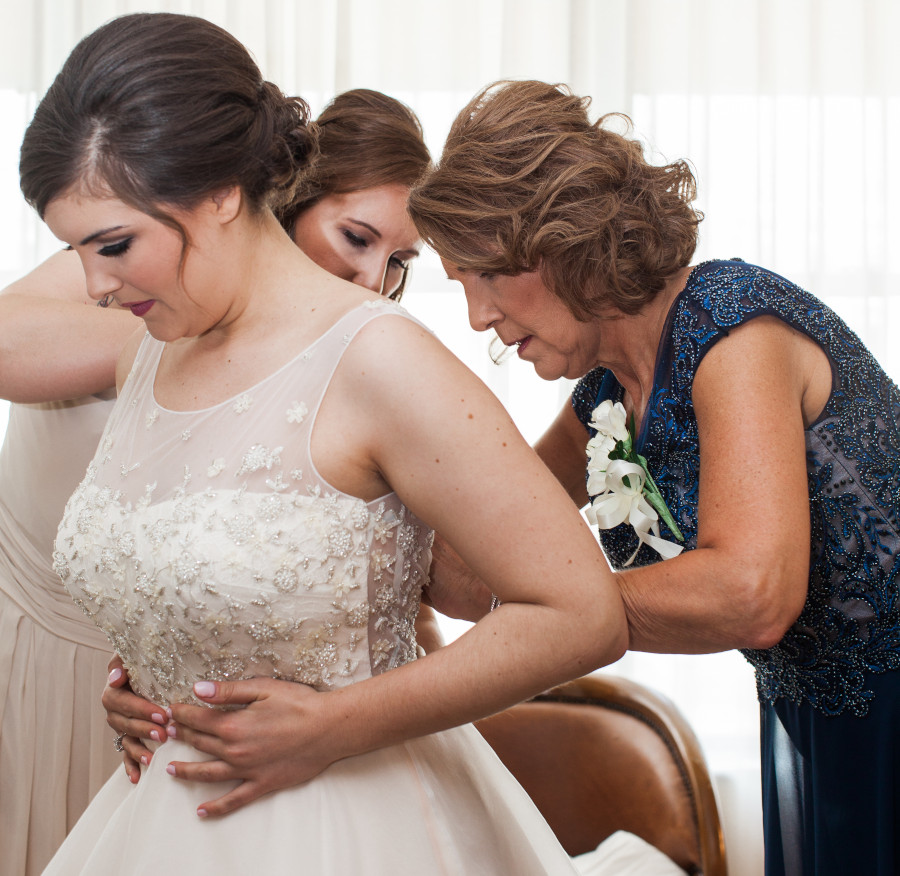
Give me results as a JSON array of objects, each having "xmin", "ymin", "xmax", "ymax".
[
  {"xmin": 0, "ymin": 85, "xmax": 431, "ymax": 875},
  {"xmin": 0, "ymin": 265, "xmax": 131, "ymax": 876}
]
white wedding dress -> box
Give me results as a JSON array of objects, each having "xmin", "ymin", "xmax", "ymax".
[{"xmin": 45, "ymin": 300, "xmax": 578, "ymax": 875}]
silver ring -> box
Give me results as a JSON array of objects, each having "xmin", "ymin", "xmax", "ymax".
[{"xmin": 113, "ymin": 733, "xmax": 126, "ymax": 752}]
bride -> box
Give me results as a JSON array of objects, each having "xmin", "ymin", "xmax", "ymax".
[{"xmin": 22, "ymin": 12, "xmax": 627, "ymax": 874}]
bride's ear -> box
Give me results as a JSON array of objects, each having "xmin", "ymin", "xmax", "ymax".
[{"xmin": 210, "ymin": 186, "xmax": 243, "ymax": 225}]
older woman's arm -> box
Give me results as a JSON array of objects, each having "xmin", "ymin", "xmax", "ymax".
[
  {"xmin": 533, "ymin": 401, "xmax": 591, "ymax": 507},
  {"xmin": 0, "ymin": 250, "xmax": 137, "ymax": 402},
  {"xmin": 429, "ymin": 313, "xmax": 817, "ymax": 657},
  {"xmin": 615, "ymin": 315, "xmax": 826, "ymax": 653}
]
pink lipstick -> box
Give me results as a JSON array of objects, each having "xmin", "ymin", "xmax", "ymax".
[{"xmin": 126, "ymin": 301, "xmax": 155, "ymax": 317}]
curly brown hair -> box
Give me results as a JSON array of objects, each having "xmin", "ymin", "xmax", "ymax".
[{"xmin": 408, "ymin": 80, "xmax": 703, "ymax": 318}]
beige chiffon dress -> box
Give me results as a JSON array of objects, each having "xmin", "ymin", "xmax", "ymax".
[{"xmin": 0, "ymin": 393, "xmax": 119, "ymax": 876}]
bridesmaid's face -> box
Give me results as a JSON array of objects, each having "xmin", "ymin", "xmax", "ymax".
[
  {"xmin": 44, "ymin": 187, "xmax": 236, "ymax": 342},
  {"xmin": 292, "ymin": 184, "xmax": 421, "ymax": 297}
]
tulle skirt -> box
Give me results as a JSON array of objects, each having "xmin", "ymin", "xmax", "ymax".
[{"xmin": 44, "ymin": 724, "xmax": 578, "ymax": 875}]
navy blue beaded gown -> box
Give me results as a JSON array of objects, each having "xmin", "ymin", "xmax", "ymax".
[{"xmin": 572, "ymin": 259, "xmax": 900, "ymax": 876}]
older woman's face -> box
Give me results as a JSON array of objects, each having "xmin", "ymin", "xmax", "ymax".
[
  {"xmin": 292, "ymin": 183, "xmax": 421, "ymax": 296},
  {"xmin": 443, "ymin": 262, "xmax": 604, "ymax": 381}
]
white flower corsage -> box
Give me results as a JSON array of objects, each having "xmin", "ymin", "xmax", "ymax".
[{"xmin": 585, "ymin": 400, "xmax": 684, "ymax": 566}]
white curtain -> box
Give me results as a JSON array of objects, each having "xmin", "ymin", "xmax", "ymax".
[{"xmin": 3, "ymin": 3, "xmax": 899, "ymax": 873}]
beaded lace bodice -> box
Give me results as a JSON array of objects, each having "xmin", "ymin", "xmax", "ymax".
[
  {"xmin": 573, "ymin": 259, "xmax": 900, "ymax": 716},
  {"xmin": 53, "ymin": 301, "xmax": 433, "ymax": 707}
]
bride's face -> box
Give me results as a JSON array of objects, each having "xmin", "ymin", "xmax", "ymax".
[
  {"xmin": 291, "ymin": 183, "xmax": 421, "ymax": 298},
  {"xmin": 44, "ymin": 187, "xmax": 230, "ymax": 341}
]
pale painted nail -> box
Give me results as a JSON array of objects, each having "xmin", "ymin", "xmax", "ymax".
[
  {"xmin": 197, "ymin": 808, "xmax": 208, "ymax": 818},
  {"xmin": 151, "ymin": 712, "xmax": 165, "ymax": 724},
  {"xmin": 108, "ymin": 668, "xmax": 123, "ymax": 683},
  {"xmin": 165, "ymin": 707, "xmax": 173, "ymax": 720},
  {"xmin": 140, "ymin": 755, "xmax": 149, "ymax": 766},
  {"xmin": 166, "ymin": 725, "xmax": 177, "ymax": 738},
  {"xmin": 166, "ymin": 764, "xmax": 175, "ymax": 776},
  {"xmin": 194, "ymin": 681, "xmax": 216, "ymax": 698},
  {"xmin": 150, "ymin": 729, "xmax": 162, "ymax": 742}
]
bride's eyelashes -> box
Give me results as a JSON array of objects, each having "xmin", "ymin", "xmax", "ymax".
[{"xmin": 98, "ymin": 237, "xmax": 134, "ymax": 258}]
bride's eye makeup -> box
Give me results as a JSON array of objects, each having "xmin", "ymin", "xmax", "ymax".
[{"xmin": 98, "ymin": 237, "xmax": 133, "ymax": 258}]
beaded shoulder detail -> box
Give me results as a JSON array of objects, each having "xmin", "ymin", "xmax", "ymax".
[{"xmin": 573, "ymin": 260, "xmax": 900, "ymax": 715}]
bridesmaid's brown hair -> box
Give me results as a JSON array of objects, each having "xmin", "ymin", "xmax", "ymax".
[{"xmin": 278, "ymin": 88, "xmax": 430, "ymax": 234}]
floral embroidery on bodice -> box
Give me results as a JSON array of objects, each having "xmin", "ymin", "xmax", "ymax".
[
  {"xmin": 54, "ymin": 301, "xmax": 433, "ymax": 707},
  {"xmin": 573, "ymin": 259, "xmax": 900, "ymax": 717}
]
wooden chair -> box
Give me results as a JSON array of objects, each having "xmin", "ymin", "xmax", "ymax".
[{"xmin": 475, "ymin": 673, "xmax": 727, "ymax": 876}]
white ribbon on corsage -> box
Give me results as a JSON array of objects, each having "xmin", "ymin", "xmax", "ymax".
[{"xmin": 584, "ymin": 458, "xmax": 684, "ymax": 566}]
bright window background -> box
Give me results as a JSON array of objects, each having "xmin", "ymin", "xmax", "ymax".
[{"xmin": 3, "ymin": 3, "xmax": 899, "ymax": 873}]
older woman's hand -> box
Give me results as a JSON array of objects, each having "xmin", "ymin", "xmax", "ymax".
[
  {"xmin": 424, "ymin": 534, "xmax": 493, "ymax": 621},
  {"xmin": 102, "ymin": 655, "xmax": 170, "ymax": 783},
  {"xmin": 164, "ymin": 677, "xmax": 332, "ymax": 818}
]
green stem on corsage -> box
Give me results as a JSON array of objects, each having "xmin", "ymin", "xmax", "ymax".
[{"xmin": 636, "ymin": 453, "xmax": 684, "ymax": 542}]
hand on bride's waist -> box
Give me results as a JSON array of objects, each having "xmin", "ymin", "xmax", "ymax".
[
  {"xmin": 103, "ymin": 654, "xmax": 171, "ymax": 785},
  {"xmin": 102, "ymin": 655, "xmax": 264, "ymax": 787},
  {"xmin": 164, "ymin": 675, "xmax": 336, "ymax": 818}
]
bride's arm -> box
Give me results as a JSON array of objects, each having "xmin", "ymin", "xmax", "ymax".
[
  {"xmin": 0, "ymin": 249, "xmax": 137, "ymax": 402},
  {"xmin": 166, "ymin": 316, "xmax": 628, "ymax": 817}
]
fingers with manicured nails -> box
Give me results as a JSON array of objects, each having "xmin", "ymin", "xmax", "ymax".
[
  {"xmin": 121, "ymin": 741, "xmax": 142, "ymax": 784},
  {"xmin": 102, "ymin": 675, "xmax": 168, "ymax": 745},
  {"xmin": 121, "ymin": 733, "xmax": 155, "ymax": 776},
  {"xmin": 166, "ymin": 758, "xmax": 237, "ymax": 785},
  {"xmin": 197, "ymin": 781, "xmax": 269, "ymax": 818},
  {"xmin": 106, "ymin": 654, "xmax": 128, "ymax": 687},
  {"xmin": 189, "ymin": 676, "xmax": 273, "ymax": 707},
  {"xmin": 164, "ymin": 720, "xmax": 230, "ymax": 761},
  {"xmin": 163, "ymin": 677, "xmax": 332, "ymax": 817}
]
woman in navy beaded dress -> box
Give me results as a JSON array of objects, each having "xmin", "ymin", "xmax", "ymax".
[{"xmin": 409, "ymin": 80, "xmax": 900, "ymax": 876}]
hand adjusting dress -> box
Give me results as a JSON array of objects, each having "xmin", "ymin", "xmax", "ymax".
[
  {"xmin": 573, "ymin": 259, "xmax": 900, "ymax": 876},
  {"xmin": 45, "ymin": 300, "xmax": 577, "ymax": 875}
]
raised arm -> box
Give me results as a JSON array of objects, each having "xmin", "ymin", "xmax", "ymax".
[{"xmin": 0, "ymin": 250, "xmax": 137, "ymax": 402}]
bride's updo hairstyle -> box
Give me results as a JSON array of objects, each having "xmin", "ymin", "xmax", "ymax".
[
  {"xmin": 20, "ymin": 12, "xmax": 316, "ymax": 243},
  {"xmin": 408, "ymin": 80, "xmax": 703, "ymax": 319}
]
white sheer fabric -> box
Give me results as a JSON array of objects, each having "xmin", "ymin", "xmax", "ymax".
[{"xmin": 2, "ymin": 4, "xmax": 898, "ymax": 875}]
